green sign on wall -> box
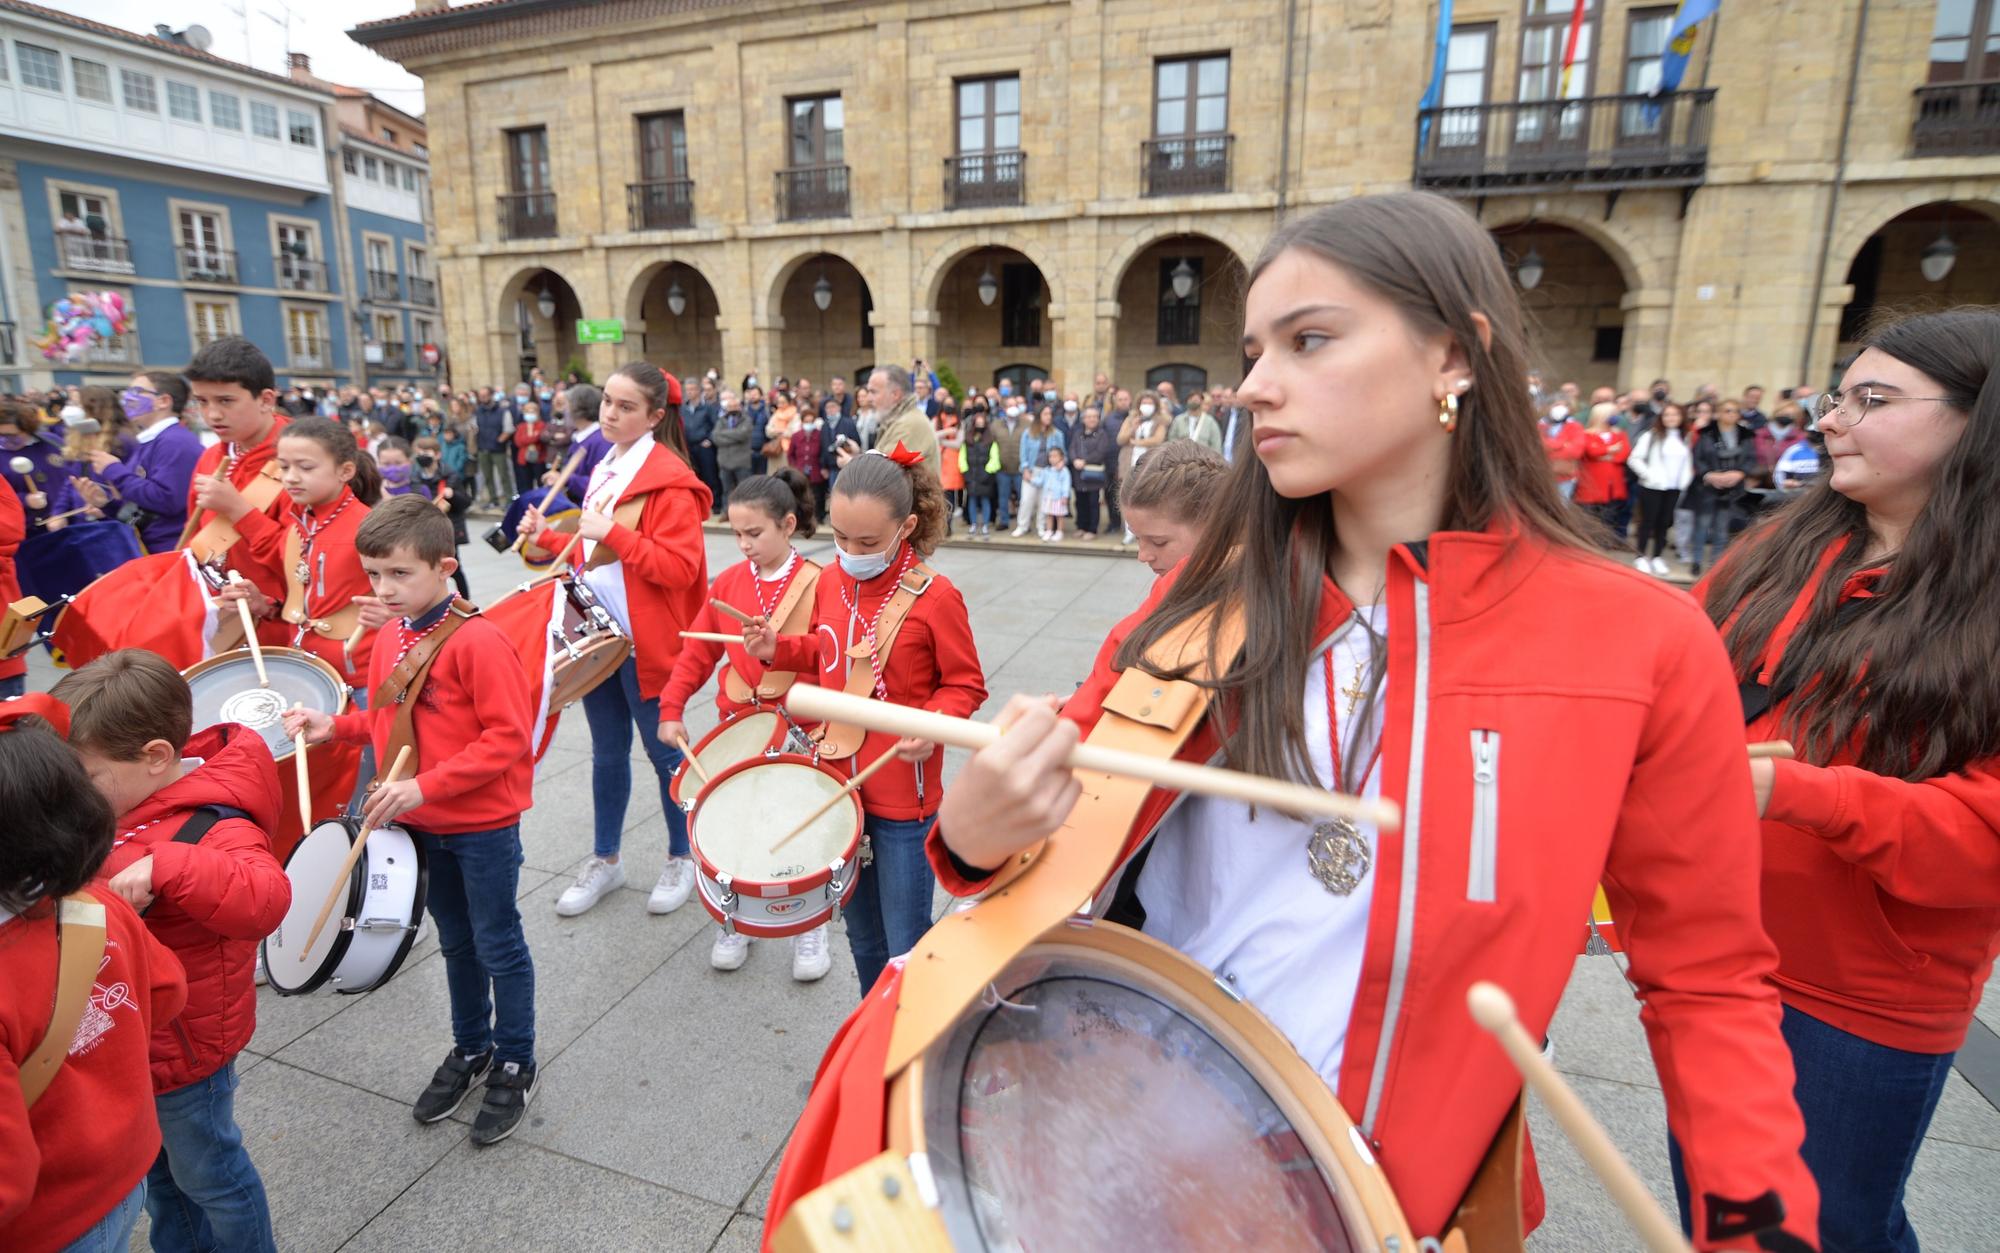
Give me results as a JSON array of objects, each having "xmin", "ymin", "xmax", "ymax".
[{"xmin": 576, "ymin": 318, "xmax": 625, "ymax": 344}]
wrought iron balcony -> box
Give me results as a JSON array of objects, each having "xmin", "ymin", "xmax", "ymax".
[
  {"xmin": 377, "ymin": 340, "xmax": 408, "ymax": 370},
  {"xmin": 85, "ymin": 334, "xmax": 138, "ymax": 365},
  {"xmin": 290, "ymin": 337, "xmax": 329, "ymax": 370},
  {"xmin": 177, "ymin": 247, "xmax": 238, "ymax": 285},
  {"xmin": 497, "ymin": 192, "xmax": 558, "ymax": 240},
  {"xmin": 776, "ymin": 164, "xmax": 850, "ymax": 221},
  {"xmin": 628, "ymin": 178, "xmax": 695, "ymax": 230},
  {"xmin": 277, "ymin": 255, "xmax": 329, "ymax": 292},
  {"xmin": 945, "ymin": 150, "xmax": 1026, "ymax": 209},
  {"xmin": 1911, "ymin": 80, "xmax": 2000, "ymax": 156},
  {"xmin": 55, "ymin": 232, "xmax": 135, "ymax": 274},
  {"xmin": 409, "ymin": 275, "xmax": 437, "ymax": 306},
  {"xmin": 367, "ymin": 269, "xmax": 402, "ymax": 302},
  {"xmin": 1414, "ymin": 89, "xmax": 1715, "ymax": 194},
  {"xmin": 1141, "ymin": 135, "xmax": 1233, "ymax": 197}
]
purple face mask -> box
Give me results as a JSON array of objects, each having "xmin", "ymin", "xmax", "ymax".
[
  {"xmin": 380, "ymin": 463, "xmax": 412, "ymax": 485},
  {"xmin": 120, "ymin": 388, "xmax": 157, "ymax": 420}
]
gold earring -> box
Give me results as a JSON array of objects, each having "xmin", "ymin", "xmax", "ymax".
[{"xmin": 1439, "ymin": 392, "xmax": 1460, "ymax": 434}]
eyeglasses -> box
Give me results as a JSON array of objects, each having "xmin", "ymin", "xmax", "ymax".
[{"xmin": 1812, "ymin": 388, "xmax": 1954, "ymax": 427}]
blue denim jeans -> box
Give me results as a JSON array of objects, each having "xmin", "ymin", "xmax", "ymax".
[
  {"xmin": 1670, "ymin": 1004, "xmax": 1953, "ymax": 1252},
  {"xmin": 994, "ymin": 471, "xmax": 1020, "ymax": 526},
  {"xmin": 1691, "ymin": 499, "xmax": 1740, "ymax": 570},
  {"xmin": 845, "ymin": 814, "xmax": 936, "ymax": 994},
  {"xmin": 968, "ymin": 494, "xmax": 993, "ymax": 528},
  {"xmin": 144, "ymin": 1059, "xmax": 276, "ymax": 1253},
  {"xmin": 415, "ymin": 824, "xmax": 537, "ymax": 1066},
  {"xmin": 63, "ymin": 1181, "xmax": 145, "ymax": 1252},
  {"xmin": 0, "ymin": 674, "xmax": 24, "ymax": 700},
  {"xmin": 581, "ymin": 655, "xmax": 688, "ymax": 860}
]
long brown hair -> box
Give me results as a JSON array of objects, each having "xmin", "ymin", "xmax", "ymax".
[
  {"xmin": 1702, "ymin": 307, "xmax": 2000, "ymax": 779},
  {"xmin": 1115, "ymin": 192, "xmax": 1595, "ymax": 786},
  {"xmin": 611, "ymin": 361, "xmax": 691, "ymax": 464}
]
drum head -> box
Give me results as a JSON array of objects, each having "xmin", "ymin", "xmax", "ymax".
[
  {"xmin": 183, "ymin": 647, "xmax": 347, "ymax": 762},
  {"xmin": 549, "ymin": 635, "xmax": 631, "ymax": 709},
  {"xmin": 695, "ymin": 711, "xmax": 783, "ymax": 776},
  {"xmin": 694, "ymin": 760, "xmax": 858, "ymax": 881},
  {"xmin": 917, "ymin": 935, "xmax": 1369, "ymax": 1251},
  {"xmin": 264, "ymin": 819, "xmax": 361, "ymax": 995}
]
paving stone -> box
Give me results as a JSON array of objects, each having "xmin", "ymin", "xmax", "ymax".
[{"xmin": 710, "ymin": 1212, "xmax": 766, "ymax": 1253}]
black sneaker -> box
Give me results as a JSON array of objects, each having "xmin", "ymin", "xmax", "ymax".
[
  {"xmin": 412, "ymin": 1047, "xmax": 492, "ymax": 1124},
  {"xmin": 470, "ymin": 1060, "xmax": 539, "ymax": 1146}
]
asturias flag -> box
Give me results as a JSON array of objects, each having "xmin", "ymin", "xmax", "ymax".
[{"xmin": 1655, "ymin": 0, "xmax": 1719, "ymax": 98}]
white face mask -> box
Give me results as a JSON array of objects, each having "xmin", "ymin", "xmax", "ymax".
[
  {"xmin": 834, "ymin": 535, "xmax": 900, "ymax": 581},
  {"xmin": 1139, "ymin": 404, "xmax": 1156, "ymax": 417},
  {"xmin": 1063, "ymin": 401, "xmax": 1077, "ymax": 412}
]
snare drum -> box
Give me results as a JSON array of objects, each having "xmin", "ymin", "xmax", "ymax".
[
  {"xmin": 688, "ymin": 755, "xmax": 863, "ymax": 938},
  {"xmin": 486, "ymin": 574, "xmax": 630, "ymax": 710},
  {"xmin": 182, "ymin": 646, "xmax": 348, "ymax": 762},
  {"xmin": 669, "ymin": 708, "xmax": 806, "ymax": 809},
  {"xmin": 879, "ymin": 921, "xmax": 1415, "ymax": 1251},
  {"xmin": 263, "ymin": 816, "xmax": 428, "ymax": 996}
]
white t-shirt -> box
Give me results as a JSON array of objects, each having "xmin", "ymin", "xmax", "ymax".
[
  {"xmin": 578, "ymin": 434, "xmax": 655, "ymax": 634},
  {"xmin": 1136, "ymin": 604, "xmax": 1386, "ymax": 1086}
]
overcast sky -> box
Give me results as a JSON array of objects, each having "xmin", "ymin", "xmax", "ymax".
[{"xmin": 70, "ymin": 0, "xmax": 427, "ymax": 115}]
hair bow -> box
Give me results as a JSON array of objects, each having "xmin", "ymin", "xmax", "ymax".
[
  {"xmin": 0, "ymin": 692, "xmax": 69, "ymax": 738},
  {"xmin": 876, "ymin": 441, "xmax": 925, "ymax": 468}
]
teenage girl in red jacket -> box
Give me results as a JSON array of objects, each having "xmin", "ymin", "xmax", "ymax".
[
  {"xmin": 657, "ymin": 468, "xmax": 824, "ymax": 979},
  {"xmin": 743, "ymin": 447, "xmax": 987, "ymax": 994},
  {"xmin": 1701, "ymin": 306, "xmax": 2000, "ymax": 1252},
  {"xmin": 521, "ymin": 364, "xmax": 712, "ymax": 921},
  {"xmin": 766, "ymin": 193, "xmax": 1817, "ymax": 1252}
]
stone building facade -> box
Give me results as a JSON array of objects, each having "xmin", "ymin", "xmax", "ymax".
[{"xmin": 351, "ymin": 0, "xmax": 2000, "ymax": 399}]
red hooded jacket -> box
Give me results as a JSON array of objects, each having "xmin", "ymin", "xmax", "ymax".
[
  {"xmin": 1542, "ymin": 418, "xmax": 1587, "ymax": 483},
  {"xmin": 183, "ymin": 419, "xmax": 293, "ymax": 605},
  {"xmin": 530, "ymin": 440, "xmax": 711, "ymax": 697},
  {"xmin": 0, "ymin": 886, "xmax": 187, "ymax": 1253},
  {"xmin": 768, "ymin": 526, "xmax": 1817, "ymax": 1251},
  {"xmin": 98, "ymin": 723, "xmax": 289, "ymax": 1092},
  {"xmin": 1574, "ymin": 428, "xmax": 1630, "ymax": 505}
]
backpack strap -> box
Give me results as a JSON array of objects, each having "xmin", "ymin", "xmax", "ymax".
[
  {"xmin": 21, "ymin": 894, "xmax": 108, "ymax": 1109},
  {"xmin": 138, "ymin": 805, "xmax": 251, "ymax": 918},
  {"xmin": 811, "ymin": 563, "xmax": 936, "ymax": 760}
]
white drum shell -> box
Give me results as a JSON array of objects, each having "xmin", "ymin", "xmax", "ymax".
[{"xmin": 264, "ymin": 819, "xmax": 426, "ymax": 996}]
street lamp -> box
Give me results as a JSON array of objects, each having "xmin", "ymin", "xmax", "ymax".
[
  {"xmin": 666, "ymin": 278, "xmax": 687, "ymax": 317},
  {"xmin": 977, "ymin": 266, "xmax": 999, "ymax": 307},
  {"xmin": 812, "ymin": 271, "xmax": 833, "ymax": 312},
  {"xmin": 1169, "ymin": 258, "xmax": 1196, "ymax": 300},
  {"xmin": 1921, "ymin": 230, "xmax": 1958, "ymax": 283},
  {"xmin": 535, "ymin": 287, "xmax": 556, "ymax": 319},
  {"xmin": 1515, "ymin": 246, "xmax": 1545, "ymax": 291}
]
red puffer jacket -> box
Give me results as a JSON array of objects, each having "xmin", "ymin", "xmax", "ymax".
[{"xmin": 98, "ymin": 723, "xmax": 289, "ymax": 1093}]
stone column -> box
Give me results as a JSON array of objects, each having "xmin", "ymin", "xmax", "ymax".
[{"xmin": 1618, "ymin": 288, "xmax": 1673, "ymax": 394}]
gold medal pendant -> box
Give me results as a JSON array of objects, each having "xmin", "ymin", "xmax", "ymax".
[{"xmin": 1306, "ymin": 818, "xmax": 1371, "ymax": 896}]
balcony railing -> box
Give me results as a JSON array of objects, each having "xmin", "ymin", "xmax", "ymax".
[
  {"xmin": 367, "ymin": 269, "xmax": 402, "ymax": 302},
  {"xmin": 497, "ymin": 192, "xmax": 558, "ymax": 240},
  {"xmin": 84, "ymin": 334, "xmax": 138, "ymax": 365},
  {"xmin": 376, "ymin": 340, "xmax": 408, "ymax": 370},
  {"xmin": 409, "ymin": 275, "xmax": 437, "ymax": 306},
  {"xmin": 0, "ymin": 321, "xmax": 15, "ymax": 366},
  {"xmin": 1414, "ymin": 89, "xmax": 1715, "ymax": 194},
  {"xmin": 277, "ymin": 255, "xmax": 329, "ymax": 292},
  {"xmin": 1911, "ymin": 80, "xmax": 2000, "ymax": 156},
  {"xmin": 628, "ymin": 178, "xmax": 695, "ymax": 230},
  {"xmin": 776, "ymin": 164, "xmax": 850, "ymax": 221},
  {"xmin": 177, "ymin": 247, "xmax": 238, "ymax": 285},
  {"xmin": 290, "ymin": 338, "xmax": 329, "ymax": 370},
  {"xmin": 945, "ymin": 150, "xmax": 1026, "ymax": 209},
  {"xmin": 1142, "ymin": 134, "xmax": 1233, "ymax": 197},
  {"xmin": 55, "ymin": 232, "xmax": 135, "ymax": 274}
]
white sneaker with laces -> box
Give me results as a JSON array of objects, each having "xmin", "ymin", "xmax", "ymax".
[
  {"xmin": 710, "ymin": 926, "xmax": 750, "ymax": 971},
  {"xmin": 556, "ymin": 857, "xmax": 625, "ymax": 916},
  {"xmin": 791, "ymin": 926, "xmax": 831, "ymax": 982},
  {"xmin": 648, "ymin": 856, "xmax": 695, "ymax": 915},
  {"xmin": 1650, "ymin": 556, "xmax": 1672, "ymax": 576}
]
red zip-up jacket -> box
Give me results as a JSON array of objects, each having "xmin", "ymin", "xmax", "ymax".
[
  {"xmin": 1542, "ymin": 418, "xmax": 1587, "ymax": 483},
  {"xmin": 1722, "ymin": 538, "xmax": 2000, "ymax": 1053},
  {"xmin": 183, "ymin": 420, "xmax": 293, "ymax": 605},
  {"xmin": 0, "ymin": 886, "xmax": 186, "ymax": 1253},
  {"xmin": 1574, "ymin": 428, "xmax": 1630, "ymax": 505},
  {"xmin": 0, "ymin": 481, "xmax": 22, "ymax": 683},
  {"xmin": 658, "ymin": 556, "xmax": 817, "ymax": 723},
  {"xmin": 528, "ymin": 440, "xmax": 711, "ymax": 697},
  {"xmin": 769, "ymin": 525, "xmax": 1817, "ymax": 1250},
  {"xmin": 98, "ymin": 723, "xmax": 288, "ymax": 1092},
  {"xmin": 331, "ymin": 603, "xmax": 534, "ymax": 833},
  {"xmin": 235, "ymin": 486, "xmax": 377, "ymax": 686},
  {"xmin": 769, "ymin": 552, "xmax": 986, "ymax": 820}
]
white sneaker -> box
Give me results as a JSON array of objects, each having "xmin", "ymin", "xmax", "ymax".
[
  {"xmin": 1049, "ymin": 532, "xmax": 1064, "ymax": 543},
  {"xmin": 647, "ymin": 856, "xmax": 695, "ymax": 914},
  {"xmin": 710, "ymin": 926, "xmax": 750, "ymax": 971},
  {"xmin": 556, "ymin": 857, "xmax": 625, "ymax": 916},
  {"xmin": 1650, "ymin": 556, "xmax": 1672, "ymax": 576},
  {"xmin": 1010, "ymin": 526, "xmax": 1027, "ymax": 538},
  {"xmin": 1634, "ymin": 555, "xmax": 1651, "ymax": 573},
  {"xmin": 791, "ymin": 926, "xmax": 831, "ymax": 982}
]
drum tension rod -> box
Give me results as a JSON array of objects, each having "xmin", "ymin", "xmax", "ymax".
[{"xmin": 979, "ymin": 983, "xmax": 1036, "ymax": 1012}]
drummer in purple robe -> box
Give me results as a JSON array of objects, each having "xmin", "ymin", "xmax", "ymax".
[
  {"xmin": 0, "ymin": 398, "xmax": 81, "ymax": 530},
  {"xmin": 80, "ymin": 372, "xmax": 202, "ymax": 553}
]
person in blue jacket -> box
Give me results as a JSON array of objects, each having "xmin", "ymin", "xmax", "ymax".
[
  {"xmin": 0, "ymin": 400, "xmax": 80, "ymax": 530},
  {"xmin": 81, "ymin": 372, "xmax": 203, "ymax": 553}
]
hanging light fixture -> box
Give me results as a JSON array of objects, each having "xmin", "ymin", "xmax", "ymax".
[
  {"xmin": 1515, "ymin": 246, "xmax": 1545, "ymax": 292},
  {"xmin": 666, "ymin": 278, "xmax": 687, "ymax": 317},
  {"xmin": 812, "ymin": 271, "xmax": 833, "ymax": 312},
  {"xmin": 535, "ymin": 285, "xmax": 556, "ymax": 319},
  {"xmin": 977, "ymin": 265, "xmax": 999, "ymax": 307},
  {"xmin": 1921, "ymin": 210, "xmax": 1958, "ymax": 283},
  {"xmin": 1169, "ymin": 257, "xmax": 1196, "ymax": 301}
]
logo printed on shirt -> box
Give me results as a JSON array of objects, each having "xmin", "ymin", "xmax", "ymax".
[{"xmin": 69, "ymin": 941, "xmax": 139, "ymax": 1059}]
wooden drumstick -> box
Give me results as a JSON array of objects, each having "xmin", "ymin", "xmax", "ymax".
[
  {"xmin": 782, "ymin": 685, "xmax": 1400, "ymax": 828},
  {"xmin": 290, "ymin": 701, "xmax": 312, "ymax": 835},
  {"xmin": 1467, "ymin": 982, "xmax": 1691, "ymax": 1253},
  {"xmin": 35, "ymin": 504, "xmax": 94, "ymax": 527},
  {"xmin": 226, "ymin": 569, "xmax": 269, "ymax": 687},
  {"xmin": 511, "ymin": 448, "xmax": 587, "ymax": 552},
  {"xmin": 681, "ymin": 630, "xmax": 747, "ymax": 645},
  {"xmin": 298, "ymin": 745, "xmax": 412, "ymax": 959},
  {"xmin": 710, "ymin": 598, "xmax": 755, "ymax": 626},
  {"xmin": 1746, "ymin": 740, "xmax": 1795, "ymax": 760},
  {"xmin": 672, "ymin": 734, "xmax": 710, "ymax": 787},
  {"xmin": 769, "ymin": 747, "xmax": 899, "ymax": 854}
]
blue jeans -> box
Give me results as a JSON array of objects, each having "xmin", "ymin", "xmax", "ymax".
[
  {"xmin": 1670, "ymin": 1005, "xmax": 1953, "ymax": 1252},
  {"xmin": 145, "ymin": 1060, "xmax": 276, "ymax": 1253},
  {"xmin": 1691, "ymin": 499, "xmax": 1740, "ymax": 569},
  {"xmin": 581, "ymin": 655, "xmax": 688, "ymax": 861},
  {"xmin": 0, "ymin": 674, "xmax": 23, "ymax": 700},
  {"xmin": 968, "ymin": 494, "xmax": 993, "ymax": 528},
  {"xmin": 845, "ymin": 814, "xmax": 936, "ymax": 994},
  {"xmin": 415, "ymin": 824, "xmax": 536, "ymax": 1066},
  {"xmin": 64, "ymin": 1181, "xmax": 145, "ymax": 1252},
  {"xmin": 995, "ymin": 471, "xmax": 1020, "ymax": 526}
]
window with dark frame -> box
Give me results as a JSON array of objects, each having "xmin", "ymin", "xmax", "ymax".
[
  {"xmin": 637, "ymin": 111, "xmax": 689, "ymax": 181},
  {"xmin": 957, "ymin": 76, "xmax": 1021, "ymax": 155},
  {"xmin": 1928, "ymin": 0, "xmax": 2000, "ymax": 82},
  {"xmin": 788, "ymin": 95, "xmax": 843, "ymax": 166},
  {"xmin": 1000, "ymin": 262, "xmax": 1041, "ymax": 348},
  {"xmin": 1157, "ymin": 256, "xmax": 1203, "ymax": 346},
  {"xmin": 1154, "ymin": 55, "xmax": 1229, "ymax": 138},
  {"xmin": 1436, "ymin": 25, "xmax": 1496, "ymax": 150},
  {"xmin": 1518, "ymin": 0, "xmax": 1596, "ymax": 103},
  {"xmin": 1620, "ymin": 7, "xmax": 1677, "ymax": 137},
  {"xmin": 508, "ymin": 126, "xmax": 551, "ymax": 193}
]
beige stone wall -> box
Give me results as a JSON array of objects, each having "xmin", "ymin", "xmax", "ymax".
[{"xmin": 364, "ymin": 0, "xmax": 2000, "ymax": 400}]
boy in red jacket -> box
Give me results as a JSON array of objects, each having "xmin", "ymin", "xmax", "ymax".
[
  {"xmin": 287, "ymin": 495, "xmax": 539, "ymax": 1145},
  {"xmin": 55, "ymin": 650, "xmax": 289, "ymax": 1253}
]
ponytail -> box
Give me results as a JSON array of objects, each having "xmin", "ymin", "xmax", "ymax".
[
  {"xmin": 830, "ymin": 450, "xmax": 948, "ymax": 555},
  {"xmin": 729, "ymin": 468, "xmax": 817, "ymax": 540},
  {"xmin": 281, "ymin": 416, "xmax": 381, "ymax": 506}
]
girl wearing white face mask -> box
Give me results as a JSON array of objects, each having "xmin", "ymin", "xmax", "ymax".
[
  {"xmin": 1117, "ymin": 390, "xmax": 1169, "ymax": 541},
  {"xmin": 741, "ymin": 447, "xmax": 987, "ymax": 994}
]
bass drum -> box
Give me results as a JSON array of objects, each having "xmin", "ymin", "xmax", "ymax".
[
  {"xmin": 884, "ymin": 920, "xmax": 1415, "ymax": 1252},
  {"xmin": 263, "ymin": 817, "xmax": 428, "ymax": 996}
]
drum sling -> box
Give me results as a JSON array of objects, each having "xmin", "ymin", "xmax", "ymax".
[
  {"xmin": 371, "ymin": 600, "xmax": 479, "ymax": 784},
  {"xmin": 724, "ymin": 564, "xmax": 821, "ymax": 705},
  {"xmin": 281, "ymin": 527, "xmax": 361, "ymax": 642},
  {"xmin": 811, "ymin": 563, "xmax": 937, "ymax": 762},
  {"xmin": 20, "ymin": 894, "xmax": 108, "ymax": 1109},
  {"xmin": 180, "ymin": 459, "xmax": 285, "ymax": 564}
]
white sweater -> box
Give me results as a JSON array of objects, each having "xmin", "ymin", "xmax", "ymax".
[{"xmin": 1630, "ymin": 428, "xmax": 1695, "ymax": 492}]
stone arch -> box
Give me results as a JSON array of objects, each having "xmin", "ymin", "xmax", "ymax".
[
  {"xmin": 617, "ymin": 255, "xmax": 724, "ymax": 328},
  {"xmin": 491, "ymin": 263, "xmax": 582, "ymax": 329},
  {"xmin": 1098, "ymin": 218, "xmax": 1258, "ymax": 306},
  {"xmin": 1479, "ymin": 208, "xmax": 1649, "ymax": 294},
  {"xmin": 758, "ymin": 245, "xmax": 877, "ymax": 326},
  {"xmin": 915, "ymin": 231, "xmax": 1064, "ymax": 313},
  {"xmin": 1828, "ymin": 188, "xmax": 2000, "ymax": 287}
]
